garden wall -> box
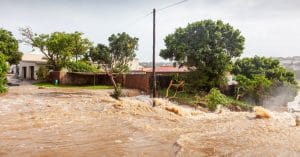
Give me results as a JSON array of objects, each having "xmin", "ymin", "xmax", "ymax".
[{"xmin": 49, "ymin": 71, "xmax": 150, "ymax": 93}]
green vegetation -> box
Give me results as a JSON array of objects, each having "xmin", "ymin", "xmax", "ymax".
[
  {"xmin": 160, "ymin": 20, "xmax": 245, "ymax": 91},
  {"xmin": 88, "ymin": 32, "xmax": 139, "ymax": 73},
  {"xmin": 33, "ymin": 82, "xmax": 113, "ymax": 90},
  {"xmin": 0, "ymin": 28, "xmax": 22, "ymax": 93},
  {"xmin": 233, "ymin": 56, "xmax": 296, "ymax": 84},
  {"xmin": 66, "ymin": 61, "xmax": 99, "ymax": 73},
  {"xmin": 111, "ymin": 83, "xmax": 122, "ymax": 99},
  {"xmin": 20, "ymin": 28, "xmax": 91, "ymax": 71},
  {"xmin": 0, "ymin": 53, "xmax": 8, "ymax": 93},
  {"xmin": 233, "ymin": 56, "xmax": 298, "ymax": 105},
  {"xmin": 36, "ymin": 66, "xmax": 50, "ymax": 81},
  {"xmin": 206, "ymin": 88, "xmax": 229, "ymax": 111},
  {"xmin": 0, "ymin": 28, "xmax": 23, "ymax": 65},
  {"xmin": 159, "ymin": 88, "xmax": 253, "ymax": 111}
]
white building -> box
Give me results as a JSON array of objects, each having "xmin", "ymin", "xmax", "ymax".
[{"xmin": 18, "ymin": 53, "xmax": 47, "ymax": 80}]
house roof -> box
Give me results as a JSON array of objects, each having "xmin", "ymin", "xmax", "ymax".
[
  {"xmin": 22, "ymin": 53, "xmax": 47, "ymax": 63},
  {"xmin": 142, "ymin": 66, "xmax": 189, "ymax": 73}
]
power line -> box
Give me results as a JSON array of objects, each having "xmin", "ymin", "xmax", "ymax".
[
  {"xmin": 157, "ymin": 0, "xmax": 188, "ymax": 12},
  {"xmin": 116, "ymin": 0, "xmax": 188, "ymax": 32}
]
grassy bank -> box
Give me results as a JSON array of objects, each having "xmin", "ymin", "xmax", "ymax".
[
  {"xmin": 33, "ymin": 82, "xmax": 113, "ymax": 90},
  {"xmin": 158, "ymin": 88, "xmax": 253, "ymax": 111}
]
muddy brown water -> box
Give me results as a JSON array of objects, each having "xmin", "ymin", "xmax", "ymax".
[{"xmin": 0, "ymin": 85, "xmax": 300, "ymax": 157}]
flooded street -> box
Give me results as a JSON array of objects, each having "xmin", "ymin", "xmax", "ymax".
[{"xmin": 1, "ymin": 84, "xmax": 300, "ymax": 157}]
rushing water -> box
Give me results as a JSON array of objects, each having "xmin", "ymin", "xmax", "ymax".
[{"xmin": 0, "ymin": 85, "xmax": 300, "ymax": 157}]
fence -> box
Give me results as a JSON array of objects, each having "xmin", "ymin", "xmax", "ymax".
[{"xmin": 49, "ymin": 71, "xmax": 150, "ymax": 93}]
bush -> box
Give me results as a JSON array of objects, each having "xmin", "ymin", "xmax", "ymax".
[
  {"xmin": 206, "ymin": 88, "xmax": 229, "ymax": 111},
  {"xmin": 0, "ymin": 53, "xmax": 8, "ymax": 93},
  {"xmin": 111, "ymin": 83, "xmax": 122, "ymax": 99},
  {"xmin": 66, "ymin": 61, "xmax": 99, "ymax": 73},
  {"xmin": 36, "ymin": 66, "xmax": 49, "ymax": 81}
]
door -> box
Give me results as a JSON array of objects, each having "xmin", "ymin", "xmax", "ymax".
[
  {"xmin": 22, "ymin": 67, "xmax": 27, "ymax": 79},
  {"xmin": 30, "ymin": 66, "xmax": 34, "ymax": 80}
]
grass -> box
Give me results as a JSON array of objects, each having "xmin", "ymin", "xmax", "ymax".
[
  {"xmin": 33, "ymin": 82, "xmax": 113, "ymax": 90},
  {"xmin": 158, "ymin": 88, "xmax": 253, "ymax": 111},
  {"xmin": 158, "ymin": 88, "xmax": 203, "ymax": 106}
]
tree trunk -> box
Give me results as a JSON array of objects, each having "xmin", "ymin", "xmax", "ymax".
[{"xmin": 104, "ymin": 65, "xmax": 117, "ymax": 90}]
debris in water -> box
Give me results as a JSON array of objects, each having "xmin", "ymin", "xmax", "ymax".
[
  {"xmin": 113, "ymin": 102, "xmax": 123, "ymax": 109},
  {"xmin": 253, "ymin": 106, "xmax": 271, "ymax": 119},
  {"xmin": 215, "ymin": 105, "xmax": 230, "ymax": 114},
  {"xmin": 165, "ymin": 106, "xmax": 182, "ymax": 116}
]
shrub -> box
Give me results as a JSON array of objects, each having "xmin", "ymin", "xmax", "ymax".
[
  {"xmin": 66, "ymin": 61, "xmax": 99, "ymax": 73},
  {"xmin": 206, "ymin": 88, "xmax": 229, "ymax": 111},
  {"xmin": 111, "ymin": 83, "xmax": 122, "ymax": 99},
  {"xmin": 36, "ymin": 66, "xmax": 49, "ymax": 81},
  {"xmin": 0, "ymin": 53, "xmax": 8, "ymax": 93}
]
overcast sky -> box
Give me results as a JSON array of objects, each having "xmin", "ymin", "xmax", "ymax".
[{"xmin": 1, "ymin": 0, "xmax": 300, "ymax": 62}]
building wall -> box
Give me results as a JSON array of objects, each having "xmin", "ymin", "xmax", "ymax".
[
  {"xmin": 49, "ymin": 71, "xmax": 150, "ymax": 93},
  {"xmin": 18, "ymin": 61, "xmax": 41, "ymax": 80}
]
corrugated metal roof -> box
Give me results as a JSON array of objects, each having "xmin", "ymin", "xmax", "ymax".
[{"xmin": 142, "ymin": 66, "xmax": 189, "ymax": 73}]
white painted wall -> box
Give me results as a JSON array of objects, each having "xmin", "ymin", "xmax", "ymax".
[{"xmin": 18, "ymin": 61, "xmax": 41, "ymax": 80}]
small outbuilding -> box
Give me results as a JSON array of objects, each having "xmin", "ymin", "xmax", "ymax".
[{"xmin": 17, "ymin": 53, "xmax": 47, "ymax": 80}]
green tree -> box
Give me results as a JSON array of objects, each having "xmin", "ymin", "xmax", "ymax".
[
  {"xmin": 89, "ymin": 43, "xmax": 111, "ymax": 68},
  {"xmin": 160, "ymin": 20, "xmax": 245, "ymax": 90},
  {"xmin": 0, "ymin": 28, "xmax": 23, "ymax": 65},
  {"xmin": 0, "ymin": 53, "xmax": 8, "ymax": 93},
  {"xmin": 234, "ymin": 74, "xmax": 272, "ymax": 104},
  {"xmin": 20, "ymin": 28, "xmax": 91, "ymax": 71},
  {"xmin": 108, "ymin": 32, "xmax": 138, "ymax": 73},
  {"xmin": 233, "ymin": 56, "xmax": 297, "ymax": 105},
  {"xmin": 71, "ymin": 32, "xmax": 92, "ymax": 62},
  {"xmin": 232, "ymin": 56, "xmax": 297, "ymax": 85}
]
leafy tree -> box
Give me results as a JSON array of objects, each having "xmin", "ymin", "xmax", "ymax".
[
  {"xmin": 233, "ymin": 56, "xmax": 297, "ymax": 105},
  {"xmin": 160, "ymin": 20, "xmax": 245, "ymax": 90},
  {"xmin": 71, "ymin": 32, "xmax": 91, "ymax": 62},
  {"xmin": 66, "ymin": 61, "xmax": 99, "ymax": 73},
  {"xmin": 108, "ymin": 32, "xmax": 138, "ymax": 73},
  {"xmin": 0, "ymin": 28, "xmax": 23, "ymax": 65},
  {"xmin": 20, "ymin": 28, "xmax": 91, "ymax": 71},
  {"xmin": 89, "ymin": 43, "xmax": 111, "ymax": 68},
  {"xmin": 232, "ymin": 56, "xmax": 296, "ymax": 84},
  {"xmin": 234, "ymin": 74, "xmax": 272, "ymax": 104},
  {"xmin": 0, "ymin": 53, "xmax": 8, "ymax": 93}
]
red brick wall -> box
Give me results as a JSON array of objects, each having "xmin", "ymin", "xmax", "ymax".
[
  {"xmin": 122, "ymin": 74, "xmax": 149, "ymax": 93},
  {"xmin": 49, "ymin": 72, "xmax": 150, "ymax": 93}
]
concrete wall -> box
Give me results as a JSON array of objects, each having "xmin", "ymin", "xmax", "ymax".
[{"xmin": 18, "ymin": 61, "xmax": 41, "ymax": 80}]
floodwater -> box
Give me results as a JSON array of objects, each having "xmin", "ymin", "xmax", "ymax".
[{"xmin": 0, "ymin": 85, "xmax": 300, "ymax": 157}]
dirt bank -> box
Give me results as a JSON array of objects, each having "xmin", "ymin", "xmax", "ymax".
[{"xmin": 0, "ymin": 85, "xmax": 300, "ymax": 157}]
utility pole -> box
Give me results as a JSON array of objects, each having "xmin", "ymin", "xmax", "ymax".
[{"xmin": 152, "ymin": 8, "xmax": 157, "ymax": 107}]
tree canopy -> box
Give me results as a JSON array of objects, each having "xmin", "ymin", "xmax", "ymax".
[
  {"xmin": 160, "ymin": 20, "xmax": 245, "ymax": 90},
  {"xmin": 232, "ymin": 56, "xmax": 297, "ymax": 85},
  {"xmin": 20, "ymin": 28, "xmax": 91, "ymax": 71},
  {"xmin": 88, "ymin": 32, "xmax": 138, "ymax": 73},
  {"xmin": 232, "ymin": 56, "xmax": 298, "ymax": 105},
  {"xmin": 89, "ymin": 43, "xmax": 111, "ymax": 66},
  {"xmin": 108, "ymin": 32, "xmax": 138, "ymax": 73},
  {"xmin": 70, "ymin": 32, "xmax": 91, "ymax": 61},
  {"xmin": 0, "ymin": 53, "xmax": 8, "ymax": 93},
  {"xmin": 0, "ymin": 28, "xmax": 23, "ymax": 65}
]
